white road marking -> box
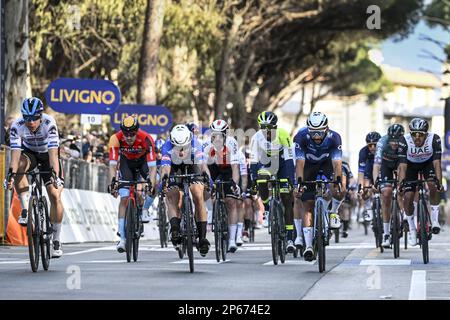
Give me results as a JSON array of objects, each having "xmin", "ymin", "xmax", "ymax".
[
  {"xmin": 79, "ymin": 260, "xmax": 128, "ymax": 264},
  {"xmin": 360, "ymin": 259, "xmax": 411, "ymax": 266},
  {"xmin": 263, "ymin": 260, "xmax": 316, "ymax": 266},
  {"xmin": 409, "ymin": 270, "xmax": 427, "ymax": 300},
  {"xmin": 64, "ymin": 246, "xmax": 116, "ymax": 256},
  {"xmin": 171, "ymin": 259, "xmax": 230, "ymax": 264},
  {"xmin": 0, "ymin": 260, "xmax": 28, "ymax": 264}
]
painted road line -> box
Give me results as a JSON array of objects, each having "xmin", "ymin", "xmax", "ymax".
[
  {"xmin": 263, "ymin": 260, "xmax": 316, "ymax": 266},
  {"xmin": 0, "ymin": 260, "xmax": 29, "ymax": 264},
  {"xmin": 64, "ymin": 246, "xmax": 116, "ymax": 256},
  {"xmin": 409, "ymin": 270, "xmax": 426, "ymax": 300},
  {"xmin": 360, "ymin": 259, "xmax": 411, "ymax": 266},
  {"xmin": 79, "ymin": 260, "xmax": 128, "ymax": 264},
  {"xmin": 171, "ymin": 259, "xmax": 230, "ymax": 264}
]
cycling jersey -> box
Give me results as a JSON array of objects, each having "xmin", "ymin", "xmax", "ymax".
[
  {"xmin": 203, "ymin": 136, "xmax": 240, "ymax": 168},
  {"xmin": 342, "ymin": 161, "xmax": 354, "ymax": 189},
  {"xmin": 108, "ymin": 129, "xmax": 156, "ymax": 167},
  {"xmin": 374, "ymin": 135, "xmax": 401, "ymax": 165},
  {"xmin": 294, "ymin": 127, "xmax": 342, "ymax": 164},
  {"xmin": 160, "ymin": 137, "xmax": 205, "ymax": 167},
  {"xmin": 238, "ymin": 150, "xmax": 247, "ymax": 176},
  {"xmin": 398, "ymin": 133, "xmax": 442, "ymax": 164},
  {"xmin": 358, "ymin": 145, "xmax": 375, "ymax": 181},
  {"xmin": 249, "ymin": 128, "xmax": 295, "ymax": 180},
  {"xmin": 10, "ymin": 114, "xmax": 59, "ymax": 153}
]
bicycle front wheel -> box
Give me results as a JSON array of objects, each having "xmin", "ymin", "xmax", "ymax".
[
  {"xmin": 277, "ymin": 203, "xmax": 286, "ymax": 264},
  {"xmin": 316, "ymin": 200, "xmax": 326, "ymax": 273},
  {"xmin": 133, "ymin": 208, "xmax": 140, "ymax": 262},
  {"xmin": 392, "ymin": 201, "xmax": 400, "ymax": 259},
  {"xmin": 219, "ymin": 201, "xmax": 228, "ymax": 262},
  {"xmin": 212, "ymin": 201, "xmax": 221, "ymax": 263},
  {"xmin": 158, "ymin": 199, "xmax": 168, "ymax": 248},
  {"xmin": 418, "ymin": 201, "xmax": 429, "ymax": 264},
  {"xmin": 184, "ymin": 196, "xmax": 195, "ymax": 273},
  {"xmin": 125, "ymin": 200, "xmax": 135, "ymax": 263},
  {"xmin": 269, "ymin": 200, "xmax": 279, "ymax": 265},
  {"xmin": 27, "ymin": 197, "xmax": 39, "ymax": 272}
]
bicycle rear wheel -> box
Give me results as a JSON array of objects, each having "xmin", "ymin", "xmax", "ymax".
[
  {"xmin": 125, "ymin": 201, "xmax": 135, "ymax": 263},
  {"xmin": 133, "ymin": 208, "xmax": 140, "ymax": 262},
  {"xmin": 158, "ymin": 199, "xmax": 168, "ymax": 248},
  {"xmin": 419, "ymin": 201, "xmax": 429, "ymax": 264},
  {"xmin": 27, "ymin": 197, "xmax": 39, "ymax": 272},
  {"xmin": 212, "ymin": 201, "xmax": 221, "ymax": 262},
  {"xmin": 334, "ymin": 229, "xmax": 339, "ymax": 243},
  {"xmin": 404, "ymin": 220, "xmax": 408, "ymax": 250},
  {"xmin": 277, "ymin": 203, "xmax": 286, "ymax": 264},
  {"xmin": 40, "ymin": 198, "xmax": 51, "ymax": 271},
  {"xmin": 373, "ymin": 199, "xmax": 383, "ymax": 253},
  {"xmin": 269, "ymin": 200, "xmax": 279, "ymax": 265},
  {"xmin": 316, "ymin": 201, "xmax": 326, "ymax": 273}
]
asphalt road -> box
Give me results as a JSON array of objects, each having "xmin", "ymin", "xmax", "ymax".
[{"xmin": 1, "ymin": 220, "xmax": 450, "ymax": 300}]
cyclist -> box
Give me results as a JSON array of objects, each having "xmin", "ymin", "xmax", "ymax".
[
  {"xmin": 243, "ymin": 149, "xmax": 259, "ymax": 241},
  {"xmin": 236, "ymin": 147, "xmax": 249, "ymax": 246},
  {"xmin": 398, "ymin": 118, "xmax": 443, "ymax": 246},
  {"xmin": 372, "ymin": 123, "xmax": 404, "ymax": 248},
  {"xmin": 357, "ymin": 132, "xmax": 381, "ymax": 222},
  {"xmin": 160, "ymin": 124, "xmax": 211, "ymax": 257},
  {"xmin": 203, "ymin": 119, "xmax": 241, "ymax": 252},
  {"xmin": 340, "ymin": 161, "xmax": 356, "ymax": 238},
  {"xmin": 294, "ymin": 111, "xmax": 344, "ymax": 261},
  {"xmin": 108, "ymin": 116, "xmax": 157, "ymax": 252},
  {"xmin": 5, "ymin": 97, "xmax": 64, "ymax": 258},
  {"xmin": 249, "ymin": 111, "xmax": 296, "ymax": 254}
]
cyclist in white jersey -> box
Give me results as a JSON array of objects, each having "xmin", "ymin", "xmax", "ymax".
[
  {"xmin": 398, "ymin": 118, "xmax": 443, "ymax": 246},
  {"xmin": 236, "ymin": 148, "xmax": 249, "ymax": 245},
  {"xmin": 5, "ymin": 97, "xmax": 64, "ymax": 258}
]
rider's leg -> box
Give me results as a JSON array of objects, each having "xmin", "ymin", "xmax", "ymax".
[
  {"xmin": 381, "ymin": 185, "xmax": 393, "ymax": 235},
  {"xmin": 428, "ymin": 179, "xmax": 441, "ymax": 232},
  {"xmin": 293, "ymin": 197, "xmax": 304, "ymax": 245},
  {"xmin": 191, "ymin": 183, "xmax": 207, "ymax": 241},
  {"xmin": 363, "ymin": 179, "xmax": 373, "ymax": 220},
  {"xmin": 46, "ymin": 184, "xmax": 64, "ymax": 240},
  {"xmin": 236, "ymin": 199, "xmax": 245, "ymax": 244},
  {"xmin": 15, "ymin": 155, "xmax": 31, "ymax": 224},
  {"xmin": 302, "ymin": 200, "xmax": 315, "ymax": 260},
  {"xmin": 256, "ymin": 172, "xmax": 270, "ymax": 226},
  {"xmin": 225, "ymin": 197, "xmax": 238, "ymax": 247},
  {"xmin": 166, "ymin": 187, "xmax": 181, "ymax": 243}
]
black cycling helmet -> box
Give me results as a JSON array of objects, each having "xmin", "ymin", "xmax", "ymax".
[
  {"xmin": 387, "ymin": 123, "xmax": 405, "ymax": 140},
  {"xmin": 120, "ymin": 116, "xmax": 139, "ymax": 132},
  {"xmin": 365, "ymin": 131, "xmax": 381, "ymax": 144},
  {"xmin": 409, "ymin": 118, "xmax": 429, "ymax": 133}
]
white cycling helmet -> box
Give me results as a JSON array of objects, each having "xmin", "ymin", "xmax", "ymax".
[
  {"xmin": 306, "ymin": 111, "xmax": 328, "ymax": 131},
  {"xmin": 210, "ymin": 119, "xmax": 229, "ymax": 133},
  {"xmin": 170, "ymin": 124, "xmax": 192, "ymax": 147}
]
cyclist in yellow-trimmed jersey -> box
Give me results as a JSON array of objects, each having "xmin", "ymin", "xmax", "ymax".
[{"xmin": 249, "ymin": 111, "xmax": 296, "ymax": 253}]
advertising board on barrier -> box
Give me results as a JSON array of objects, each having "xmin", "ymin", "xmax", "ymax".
[
  {"xmin": 111, "ymin": 104, "xmax": 173, "ymax": 134},
  {"xmin": 45, "ymin": 78, "xmax": 121, "ymax": 114}
]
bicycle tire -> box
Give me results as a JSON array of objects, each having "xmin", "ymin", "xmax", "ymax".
[
  {"xmin": 419, "ymin": 200, "xmax": 429, "ymax": 264},
  {"xmin": 334, "ymin": 229, "xmax": 339, "ymax": 243},
  {"xmin": 125, "ymin": 200, "xmax": 135, "ymax": 263},
  {"xmin": 278, "ymin": 202, "xmax": 286, "ymax": 264},
  {"xmin": 133, "ymin": 207, "xmax": 140, "ymax": 262},
  {"xmin": 392, "ymin": 200, "xmax": 400, "ymax": 259},
  {"xmin": 27, "ymin": 197, "xmax": 39, "ymax": 272},
  {"xmin": 158, "ymin": 199, "xmax": 167, "ymax": 248},
  {"xmin": 316, "ymin": 200, "xmax": 326, "ymax": 273},
  {"xmin": 269, "ymin": 199, "xmax": 279, "ymax": 265},
  {"xmin": 363, "ymin": 220, "xmax": 368, "ymax": 236},
  {"xmin": 40, "ymin": 198, "xmax": 51, "ymax": 271},
  {"xmin": 212, "ymin": 201, "xmax": 221, "ymax": 262},
  {"xmin": 404, "ymin": 220, "xmax": 408, "ymax": 250},
  {"xmin": 178, "ymin": 241, "xmax": 185, "ymax": 259},
  {"xmin": 373, "ymin": 199, "xmax": 384, "ymax": 253},
  {"xmin": 219, "ymin": 201, "xmax": 228, "ymax": 262},
  {"xmin": 184, "ymin": 196, "xmax": 195, "ymax": 273}
]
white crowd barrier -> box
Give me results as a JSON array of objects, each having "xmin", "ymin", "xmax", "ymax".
[{"xmin": 60, "ymin": 189, "xmax": 159, "ymax": 244}]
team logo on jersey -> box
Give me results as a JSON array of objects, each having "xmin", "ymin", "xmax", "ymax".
[
  {"xmin": 10, "ymin": 128, "xmax": 17, "ymax": 138},
  {"xmin": 48, "ymin": 126, "xmax": 57, "ymax": 135}
]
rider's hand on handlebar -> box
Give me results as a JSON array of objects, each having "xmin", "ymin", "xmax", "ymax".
[
  {"xmin": 109, "ymin": 177, "xmax": 119, "ymax": 198},
  {"xmin": 4, "ymin": 169, "xmax": 15, "ymax": 190},
  {"xmin": 231, "ymin": 181, "xmax": 241, "ymax": 197}
]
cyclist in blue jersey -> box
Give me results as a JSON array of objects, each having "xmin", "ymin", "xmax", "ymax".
[
  {"xmin": 294, "ymin": 111, "xmax": 344, "ymax": 261},
  {"xmin": 357, "ymin": 132, "xmax": 381, "ymax": 222},
  {"xmin": 160, "ymin": 125, "xmax": 211, "ymax": 256}
]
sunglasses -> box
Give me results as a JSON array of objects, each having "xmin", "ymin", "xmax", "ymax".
[
  {"xmin": 123, "ymin": 131, "xmax": 137, "ymax": 137},
  {"xmin": 260, "ymin": 125, "xmax": 276, "ymax": 130},
  {"xmin": 367, "ymin": 143, "xmax": 377, "ymax": 148},
  {"xmin": 308, "ymin": 130, "xmax": 326, "ymax": 139},
  {"xmin": 411, "ymin": 131, "xmax": 426, "ymax": 138},
  {"xmin": 23, "ymin": 115, "xmax": 41, "ymax": 122}
]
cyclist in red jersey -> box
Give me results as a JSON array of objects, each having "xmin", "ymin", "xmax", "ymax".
[{"xmin": 108, "ymin": 116, "xmax": 157, "ymax": 253}]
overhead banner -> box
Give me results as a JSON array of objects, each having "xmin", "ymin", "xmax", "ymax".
[
  {"xmin": 111, "ymin": 104, "xmax": 173, "ymax": 134},
  {"xmin": 45, "ymin": 78, "xmax": 121, "ymax": 114}
]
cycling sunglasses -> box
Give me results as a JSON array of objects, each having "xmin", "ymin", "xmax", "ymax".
[
  {"xmin": 308, "ymin": 130, "xmax": 326, "ymax": 139},
  {"xmin": 411, "ymin": 131, "xmax": 426, "ymax": 138},
  {"xmin": 260, "ymin": 124, "xmax": 276, "ymax": 130},
  {"xmin": 23, "ymin": 115, "xmax": 41, "ymax": 122},
  {"xmin": 367, "ymin": 143, "xmax": 377, "ymax": 148},
  {"xmin": 123, "ymin": 130, "xmax": 137, "ymax": 137}
]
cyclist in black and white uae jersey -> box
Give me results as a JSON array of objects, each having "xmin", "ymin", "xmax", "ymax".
[
  {"xmin": 4, "ymin": 97, "xmax": 64, "ymax": 258},
  {"xmin": 398, "ymin": 118, "xmax": 443, "ymax": 246},
  {"xmin": 203, "ymin": 119, "xmax": 242, "ymax": 253},
  {"xmin": 372, "ymin": 123, "xmax": 404, "ymax": 248}
]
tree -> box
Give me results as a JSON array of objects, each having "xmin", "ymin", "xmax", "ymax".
[
  {"xmin": 5, "ymin": 0, "xmax": 30, "ymax": 117},
  {"xmin": 137, "ymin": 0, "xmax": 166, "ymax": 105}
]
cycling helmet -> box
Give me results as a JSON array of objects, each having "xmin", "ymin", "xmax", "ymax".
[
  {"xmin": 170, "ymin": 124, "xmax": 192, "ymax": 147},
  {"xmin": 387, "ymin": 123, "xmax": 405, "ymax": 140},
  {"xmin": 409, "ymin": 118, "xmax": 429, "ymax": 133},
  {"xmin": 210, "ymin": 119, "xmax": 229, "ymax": 134},
  {"xmin": 306, "ymin": 112, "xmax": 328, "ymax": 131},
  {"xmin": 120, "ymin": 116, "xmax": 139, "ymax": 132},
  {"xmin": 257, "ymin": 111, "xmax": 278, "ymax": 127},
  {"xmin": 21, "ymin": 97, "xmax": 44, "ymax": 118},
  {"xmin": 365, "ymin": 131, "xmax": 381, "ymax": 144}
]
